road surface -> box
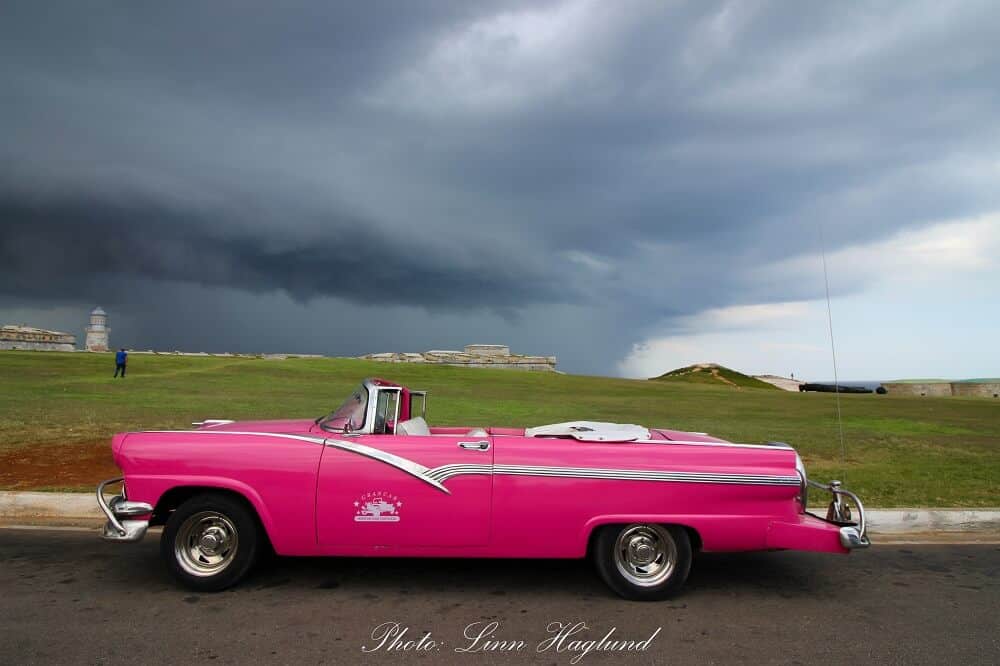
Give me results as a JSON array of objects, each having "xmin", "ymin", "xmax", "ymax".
[{"xmin": 0, "ymin": 528, "xmax": 997, "ymax": 664}]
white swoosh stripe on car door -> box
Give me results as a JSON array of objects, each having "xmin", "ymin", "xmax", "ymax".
[{"xmin": 323, "ymin": 438, "xmax": 451, "ymax": 494}]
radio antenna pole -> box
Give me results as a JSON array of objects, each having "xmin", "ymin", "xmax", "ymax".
[{"xmin": 819, "ymin": 222, "xmax": 847, "ymax": 473}]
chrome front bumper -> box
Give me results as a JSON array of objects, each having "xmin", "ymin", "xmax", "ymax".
[
  {"xmin": 808, "ymin": 479, "xmax": 871, "ymax": 549},
  {"xmin": 97, "ymin": 477, "xmax": 154, "ymax": 542}
]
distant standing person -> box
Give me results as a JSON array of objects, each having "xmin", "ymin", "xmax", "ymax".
[{"xmin": 114, "ymin": 348, "xmax": 128, "ymax": 378}]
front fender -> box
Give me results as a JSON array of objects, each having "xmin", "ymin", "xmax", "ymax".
[{"xmin": 124, "ymin": 474, "xmax": 316, "ymax": 556}]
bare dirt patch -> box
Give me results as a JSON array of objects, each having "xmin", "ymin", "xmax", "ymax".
[
  {"xmin": 0, "ymin": 441, "xmax": 117, "ymax": 491},
  {"xmin": 708, "ymin": 367, "xmax": 737, "ymax": 387}
]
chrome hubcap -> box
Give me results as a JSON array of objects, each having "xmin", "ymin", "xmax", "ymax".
[
  {"xmin": 175, "ymin": 511, "xmax": 239, "ymax": 577},
  {"xmin": 613, "ymin": 524, "xmax": 676, "ymax": 587}
]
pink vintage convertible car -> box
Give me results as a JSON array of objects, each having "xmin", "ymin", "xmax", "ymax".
[{"xmin": 97, "ymin": 377, "xmax": 868, "ymax": 599}]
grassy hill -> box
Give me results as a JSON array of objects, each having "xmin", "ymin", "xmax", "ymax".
[
  {"xmin": 652, "ymin": 363, "xmax": 779, "ymax": 390},
  {"xmin": 0, "ymin": 350, "xmax": 998, "ymax": 507}
]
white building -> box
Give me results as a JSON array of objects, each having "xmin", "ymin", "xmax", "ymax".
[{"xmin": 85, "ymin": 307, "xmax": 110, "ymax": 352}]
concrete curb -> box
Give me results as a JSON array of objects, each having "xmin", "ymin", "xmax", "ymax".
[
  {"xmin": 863, "ymin": 508, "xmax": 1000, "ymax": 534},
  {"xmin": 0, "ymin": 491, "xmax": 102, "ymax": 525},
  {"xmin": 2, "ymin": 492, "xmax": 999, "ymax": 534}
]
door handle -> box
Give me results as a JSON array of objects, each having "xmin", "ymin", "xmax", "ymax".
[{"xmin": 458, "ymin": 440, "xmax": 490, "ymax": 451}]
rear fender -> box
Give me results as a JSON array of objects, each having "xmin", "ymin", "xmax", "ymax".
[{"xmin": 581, "ymin": 514, "xmax": 771, "ymax": 555}]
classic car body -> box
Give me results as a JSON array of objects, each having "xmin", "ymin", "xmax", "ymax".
[{"xmin": 98, "ymin": 377, "xmax": 868, "ymax": 599}]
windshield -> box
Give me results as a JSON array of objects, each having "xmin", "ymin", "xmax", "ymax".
[{"xmin": 320, "ymin": 384, "xmax": 368, "ymax": 432}]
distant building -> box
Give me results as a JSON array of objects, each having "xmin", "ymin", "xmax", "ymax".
[
  {"xmin": 0, "ymin": 325, "xmax": 76, "ymax": 351},
  {"xmin": 360, "ymin": 344, "xmax": 557, "ymax": 371},
  {"xmin": 85, "ymin": 307, "xmax": 110, "ymax": 352},
  {"xmin": 883, "ymin": 381, "xmax": 1000, "ymax": 398}
]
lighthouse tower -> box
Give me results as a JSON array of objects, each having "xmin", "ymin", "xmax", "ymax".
[{"xmin": 85, "ymin": 307, "xmax": 110, "ymax": 352}]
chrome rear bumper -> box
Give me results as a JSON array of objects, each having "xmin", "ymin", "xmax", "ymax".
[
  {"xmin": 808, "ymin": 479, "xmax": 871, "ymax": 549},
  {"xmin": 97, "ymin": 477, "xmax": 153, "ymax": 542}
]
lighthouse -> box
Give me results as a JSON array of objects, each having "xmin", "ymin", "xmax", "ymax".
[{"xmin": 85, "ymin": 307, "xmax": 110, "ymax": 352}]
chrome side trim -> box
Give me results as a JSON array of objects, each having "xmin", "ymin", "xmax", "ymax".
[
  {"xmin": 323, "ymin": 438, "xmax": 450, "ymax": 494},
  {"xmin": 191, "ymin": 419, "xmax": 235, "ymax": 428},
  {"xmin": 426, "ymin": 464, "xmax": 494, "ymax": 482},
  {"xmin": 143, "ymin": 430, "xmax": 328, "ymax": 445},
  {"xmin": 425, "ymin": 464, "xmax": 801, "ymax": 487},
  {"xmin": 493, "ymin": 464, "xmax": 800, "ymax": 486},
  {"xmin": 638, "ymin": 438, "xmax": 799, "ymax": 450}
]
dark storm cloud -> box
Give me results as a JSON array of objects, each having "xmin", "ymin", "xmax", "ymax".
[
  {"xmin": 0, "ymin": 194, "xmax": 569, "ymax": 310},
  {"xmin": 2, "ymin": 1, "xmax": 999, "ymax": 373}
]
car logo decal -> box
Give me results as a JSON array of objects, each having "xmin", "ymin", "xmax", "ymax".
[{"xmin": 354, "ymin": 491, "xmax": 403, "ymax": 522}]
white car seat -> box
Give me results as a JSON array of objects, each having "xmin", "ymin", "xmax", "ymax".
[
  {"xmin": 397, "ymin": 416, "xmax": 431, "ymax": 436},
  {"xmin": 466, "ymin": 428, "xmax": 488, "ymax": 437}
]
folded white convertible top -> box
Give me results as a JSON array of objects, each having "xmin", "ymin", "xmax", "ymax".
[{"xmin": 525, "ymin": 421, "xmax": 650, "ymax": 442}]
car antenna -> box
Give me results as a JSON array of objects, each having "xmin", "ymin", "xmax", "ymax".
[{"xmin": 819, "ymin": 221, "xmax": 847, "ymax": 478}]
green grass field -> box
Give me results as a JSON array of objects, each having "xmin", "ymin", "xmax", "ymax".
[{"xmin": 1, "ymin": 351, "xmax": 997, "ymax": 506}]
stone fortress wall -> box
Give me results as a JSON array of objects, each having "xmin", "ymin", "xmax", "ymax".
[
  {"xmin": 360, "ymin": 344, "xmax": 557, "ymax": 372},
  {"xmin": 0, "ymin": 325, "xmax": 76, "ymax": 352},
  {"xmin": 883, "ymin": 382, "xmax": 1000, "ymax": 398},
  {"xmin": 951, "ymin": 382, "xmax": 1000, "ymax": 398}
]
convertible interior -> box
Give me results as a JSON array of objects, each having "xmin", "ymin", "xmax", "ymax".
[{"xmin": 397, "ymin": 417, "xmax": 489, "ymax": 438}]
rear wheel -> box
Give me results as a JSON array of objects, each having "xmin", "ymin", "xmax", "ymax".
[
  {"xmin": 161, "ymin": 493, "xmax": 260, "ymax": 592},
  {"xmin": 593, "ymin": 523, "xmax": 692, "ymax": 600}
]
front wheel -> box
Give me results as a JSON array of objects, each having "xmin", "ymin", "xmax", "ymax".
[
  {"xmin": 160, "ymin": 493, "xmax": 260, "ymax": 592},
  {"xmin": 593, "ymin": 523, "xmax": 692, "ymax": 601}
]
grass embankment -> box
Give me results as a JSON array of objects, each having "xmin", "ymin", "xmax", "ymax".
[
  {"xmin": 653, "ymin": 363, "xmax": 779, "ymax": 390},
  {"xmin": 0, "ymin": 351, "xmax": 997, "ymax": 506}
]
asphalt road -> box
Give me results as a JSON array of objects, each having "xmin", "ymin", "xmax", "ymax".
[{"xmin": 0, "ymin": 528, "xmax": 997, "ymax": 665}]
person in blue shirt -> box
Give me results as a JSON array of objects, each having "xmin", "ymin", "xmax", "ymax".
[{"xmin": 114, "ymin": 348, "xmax": 128, "ymax": 378}]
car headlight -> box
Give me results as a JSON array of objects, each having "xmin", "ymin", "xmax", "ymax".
[{"xmin": 794, "ymin": 453, "xmax": 808, "ymax": 512}]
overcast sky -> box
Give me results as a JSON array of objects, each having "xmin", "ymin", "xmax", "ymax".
[{"xmin": 2, "ymin": 1, "xmax": 998, "ymax": 379}]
